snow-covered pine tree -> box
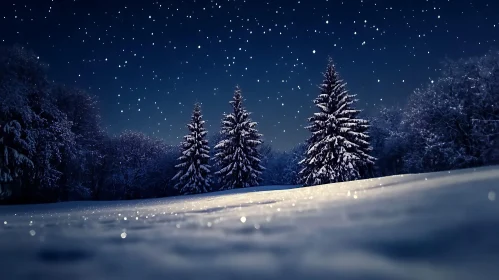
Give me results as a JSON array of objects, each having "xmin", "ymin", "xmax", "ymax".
[
  {"xmin": 172, "ymin": 103, "xmax": 211, "ymax": 194},
  {"xmin": 214, "ymin": 86, "xmax": 264, "ymax": 190},
  {"xmin": 299, "ymin": 57, "xmax": 374, "ymax": 186}
]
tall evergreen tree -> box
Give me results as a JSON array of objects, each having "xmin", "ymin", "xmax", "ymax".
[
  {"xmin": 299, "ymin": 57, "xmax": 374, "ymax": 186},
  {"xmin": 214, "ymin": 86, "xmax": 264, "ymax": 190},
  {"xmin": 172, "ymin": 103, "xmax": 211, "ymax": 194}
]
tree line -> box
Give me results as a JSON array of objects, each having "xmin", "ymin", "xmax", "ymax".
[
  {"xmin": 1, "ymin": 45, "xmax": 497, "ymax": 204},
  {"xmin": 370, "ymin": 51, "xmax": 499, "ymax": 176}
]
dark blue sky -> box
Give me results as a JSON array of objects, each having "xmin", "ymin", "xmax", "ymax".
[{"xmin": 1, "ymin": 0, "xmax": 498, "ymax": 150}]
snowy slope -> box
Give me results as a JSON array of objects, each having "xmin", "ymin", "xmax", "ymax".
[{"xmin": 1, "ymin": 166, "xmax": 499, "ymax": 280}]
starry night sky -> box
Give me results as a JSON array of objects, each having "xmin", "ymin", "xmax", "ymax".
[{"xmin": 1, "ymin": 0, "xmax": 498, "ymax": 150}]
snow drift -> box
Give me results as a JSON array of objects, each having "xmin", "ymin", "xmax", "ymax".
[{"xmin": 0, "ymin": 166, "xmax": 498, "ymax": 280}]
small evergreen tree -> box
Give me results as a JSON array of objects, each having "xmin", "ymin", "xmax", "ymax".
[
  {"xmin": 299, "ymin": 57, "xmax": 374, "ymax": 186},
  {"xmin": 215, "ymin": 86, "xmax": 264, "ymax": 190},
  {"xmin": 172, "ymin": 103, "xmax": 211, "ymax": 194}
]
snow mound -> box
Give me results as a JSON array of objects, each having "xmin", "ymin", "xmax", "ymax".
[{"xmin": 1, "ymin": 166, "xmax": 499, "ymax": 280}]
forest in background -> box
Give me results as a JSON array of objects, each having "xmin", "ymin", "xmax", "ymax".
[{"xmin": 0, "ymin": 45, "xmax": 497, "ymax": 204}]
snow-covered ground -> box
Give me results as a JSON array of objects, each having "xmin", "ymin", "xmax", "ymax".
[{"xmin": 1, "ymin": 166, "xmax": 498, "ymax": 280}]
